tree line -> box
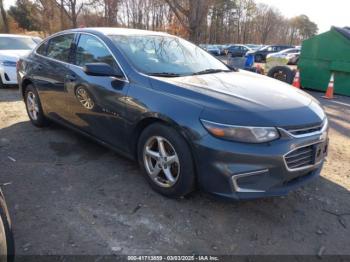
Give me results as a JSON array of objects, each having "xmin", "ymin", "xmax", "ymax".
[{"xmin": 0, "ymin": 0, "xmax": 318, "ymax": 45}]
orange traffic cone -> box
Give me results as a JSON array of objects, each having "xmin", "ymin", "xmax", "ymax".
[
  {"xmin": 292, "ymin": 70, "xmax": 301, "ymax": 88},
  {"xmin": 323, "ymin": 74, "xmax": 335, "ymax": 99}
]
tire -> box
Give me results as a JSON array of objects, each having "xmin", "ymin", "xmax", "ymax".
[
  {"xmin": 268, "ymin": 66, "xmax": 294, "ymax": 84},
  {"xmin": 0, "ymin": 194, "xmax": 15, "ymax": 262},
  {"xmin": 24, "ymin": 85, "xmax": 50, "ymax": 127},
  {"xmin": 137, "ymin": 123, "xmax": 196, "ymax": 198}
]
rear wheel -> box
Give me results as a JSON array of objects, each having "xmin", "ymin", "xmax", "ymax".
[
  {"xmin": 138, "ymin": 123, "xmax": 196, "ymax": 198},
  {"xmin": 24, "ymin": 85, "xmax": 50, "ymax": 127}
]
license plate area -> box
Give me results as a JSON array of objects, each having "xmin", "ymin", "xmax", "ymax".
[{"xmin": 313, "ymin": 139, "xmax": 329, "ymax": 164}]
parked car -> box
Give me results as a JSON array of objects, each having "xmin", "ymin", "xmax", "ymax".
[
  {"xmin": 216, "ymin": 45, "xmax": 227, "ymax": 55},
  {"xmin": 205, "ymin": 45, "xmax": 221, "ymax": 56},
  {"xmin": 18, "ymin": 28, "xmax": 328, "ymax": 200},
  {"xmin": 247, "ymin": 45, "xmax": 295, "ymax": 62},
  {"xmin": 32, "ymin": 36, "xmax": 43, "ymax": 44},
  {"xmin": 0, "ymin": 34, "xmax": 38, "ymax": 88},
  {"xmin": 225, "ymin": 44, "xmax": 252, "ymax": 57},
  {"xmin": 0, "ymin": 188, "xmax": 14, "ymax": 262},
  {"xmin": 266, "ymin": 48, "xmax": 301, "ymax": 65},
  {"xmin": 245, "ymin": 44, "xmax": 263, "ymax": 50}
]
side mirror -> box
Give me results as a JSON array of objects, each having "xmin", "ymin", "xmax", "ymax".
[{"xmin": 83, "ymin": 63, "xmax": 124, "ymax": 78}]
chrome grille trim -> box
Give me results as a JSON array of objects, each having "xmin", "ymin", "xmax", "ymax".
[
  {"xmin": 279, "ymin": 118, "xmax": 328, "ymax": 138},
  {"xmin": 231, "ymin": 170, "xmax": 269, "ymax": 193},
  {"xmin": 283, "ymin": 142, "xmax": 324, "ymax": 172}
]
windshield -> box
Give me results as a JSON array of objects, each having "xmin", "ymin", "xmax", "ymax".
[
  {"xmin": 0, "ymin": 37, "xmax": 37, "ymax": 50},
  {"xmin": 109, "ymin": 35, "xmax": 229, "ymax": 76}
]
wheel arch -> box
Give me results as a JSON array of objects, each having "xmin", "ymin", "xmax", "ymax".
[
  {"xmin": 20, "ymin": 78, "xmax": 34, "ymax": 99},
  {"xmin": 131, "ymin": 114, "xmax": 196, "ymax": 163}
]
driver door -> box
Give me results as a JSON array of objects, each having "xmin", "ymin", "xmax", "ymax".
[{"xmin": 65, "ymin": 34, "xmax": 130, "ymax": 151}]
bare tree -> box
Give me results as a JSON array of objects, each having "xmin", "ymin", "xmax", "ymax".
[
  {"xmin": 0, "ymin": 0, "xmax": 9, "ymax": 33},
  {"xmin": 164, "ymin": 0, "xmax": 210, "ymax": 43},
  {"xmin": 55, "ymin": 0, "xmax": 84, "ymax": 28},
  {"xmin": 37, "ymin": 0, "xmax": 56, "ymax": 34}
]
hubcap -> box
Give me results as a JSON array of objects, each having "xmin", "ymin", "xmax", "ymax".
[
  {"xmin": 26, "ymin": 91, "xmax": 39, "ymax": 120},
  {"xmin": 76, "ymin": 88, "xmax": 94, "ymax": 110},
  {"xmin": 143, "ymin": 136, "xmax": 180, "ymax": 188},
  {"xmin": 273, "ymin": 71, "xmax": 287, "ymax": 82}
]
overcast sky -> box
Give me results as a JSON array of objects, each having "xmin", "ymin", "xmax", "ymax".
[
  {"xmin": 4, "ymin": 0, "xmax": 349, "ymax": 33},
  {"xmin": 258, "ymin": 0, "xmax": 348, "ymax": 33}
]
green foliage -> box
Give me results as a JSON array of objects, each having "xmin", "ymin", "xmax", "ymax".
[{"xmin": 8, "ymin": 0, "xmax": 41, "ymax": 31}]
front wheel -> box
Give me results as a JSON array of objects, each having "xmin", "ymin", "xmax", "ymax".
[{"xmin": 138, "ymin": 123, "xmax": 196, "ymax": 198}]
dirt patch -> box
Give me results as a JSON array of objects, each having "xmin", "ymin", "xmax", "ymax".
[{"xmin": 0, "ymin": 86, "xmax": 349, "ymax": 256}]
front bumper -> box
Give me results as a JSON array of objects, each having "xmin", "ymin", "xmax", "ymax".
[
  {"xmin": 0, "ymin": 66, "xmax": 17, "ymax": 85},
  {"xmin": 194, "ymin": 128, "xmax": 328, "ymax": 200}
]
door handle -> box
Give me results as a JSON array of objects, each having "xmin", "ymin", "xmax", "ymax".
[{"xmin": 65, "ymin": 74, "xmax": 76, "ymax": 82}]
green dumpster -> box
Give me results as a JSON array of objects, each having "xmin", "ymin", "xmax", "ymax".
[{"xmin": 299, "ymin": 26, "xmax": 350, "ymax": 96}]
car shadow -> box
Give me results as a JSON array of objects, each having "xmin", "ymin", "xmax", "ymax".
[
  {"xmin": 0, "ymin": 120, "xmax": 349, "ymax": 255},
  {"xmin": 0, "ymin": 86, "xmax": 21, "ymax": 102}
]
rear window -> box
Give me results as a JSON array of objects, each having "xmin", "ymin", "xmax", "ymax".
[
  {"xmin": 36, "ymin": 42, "xmax": 48, "ymax": 56},
  {"xmin": 47, "ymin": 34, "xmax": 75, "ymax": 63}
]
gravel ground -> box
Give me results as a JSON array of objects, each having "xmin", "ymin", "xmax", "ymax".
[{"xmin": 0, "ymin": 87, "xmax": 349, "ymax": 256}]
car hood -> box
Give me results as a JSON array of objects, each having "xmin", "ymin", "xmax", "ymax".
[
  {"xmin": 0, "ymin": 50, "xmax": 31, "ymax": 61},
  {"xmin": 150, "ymin": 70, "xmax": 325, "ymax": 127}
]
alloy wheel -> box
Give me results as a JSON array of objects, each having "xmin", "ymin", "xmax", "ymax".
[
  {"xmin": 76, "ymin": 87, "xmax": 95, "ymax": 110},
  {"xmin": 26, "ymin": 91, "xmax": 39, "ymax": 121},
  {"xmin": 143, "ymin": 136, "xmax": 180, "ymax": 188}
]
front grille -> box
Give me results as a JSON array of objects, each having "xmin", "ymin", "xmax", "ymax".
[
  {"xmin": 285, "ymin": 145, "xmax": 314, "ymax": 170},
  {"xmin": 285, "ymin": 122, "xmax": 324, "ymax": 136}
]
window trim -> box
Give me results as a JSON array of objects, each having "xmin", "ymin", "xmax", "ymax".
[
  {"xmin": 34, "ymin": 31, "xmax": 129, "ymax": 83},
  {"xmin": 74, "ymin": 34, "xmax": 119, "ymax": 72}
]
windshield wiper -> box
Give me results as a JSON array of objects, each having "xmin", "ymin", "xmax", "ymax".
[
  {"xmin": 192, "ymin": 69, "xmax": 232, "ymax": 76},
  {"xmin": 148, "ymin": 72, "xmax": 182, "ymax": 77}
]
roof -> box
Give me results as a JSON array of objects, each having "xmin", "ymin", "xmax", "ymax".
[
  {"xmin": 69, "ymin": 27, "xmax": 171, "ymax": 37},
  {"xmin": 333, "ymin": 26, "xmax": 350, "ymax": 40},
  {"xmin": 0, "ymin": 34, "xmax": 34, "ymax": 38}
]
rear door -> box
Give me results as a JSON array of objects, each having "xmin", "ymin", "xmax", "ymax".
[
  {"xmin": 31, "ymin": 34, "xmax": 76, "ymax": 121},
  {"xmin": 65, "ymin": 33, "xmax": 130, "ymax": 150}
]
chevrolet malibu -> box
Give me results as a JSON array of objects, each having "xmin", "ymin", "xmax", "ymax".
[{"xmin": 17, "ymin": 28, "xmax": 329, "ymax": 200}]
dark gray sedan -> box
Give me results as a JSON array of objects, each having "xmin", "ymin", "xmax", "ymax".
[{"xmin": 17, "ymin": 28, "xmax": 328, "ymax": 200}]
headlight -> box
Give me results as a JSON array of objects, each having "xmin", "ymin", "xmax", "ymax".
[
  {"xmin": 0, "ymin": 60, "xmax": 17, "ymax": 67},
  {"xmin": 201, "ymin": 120, "xmax": 280, "ymax": 143}
]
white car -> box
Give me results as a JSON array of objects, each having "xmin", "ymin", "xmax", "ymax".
[
  {"xmin": 266, "ymin": 47, "xmax": 301, "ymax": 65},
  {"xmin": 0, "ymin": 34, "xmax": 39, "ymax": 87}
]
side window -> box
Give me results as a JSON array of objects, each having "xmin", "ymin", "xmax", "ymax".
[
  {"xmin": 75, "ymin": 34, "xmax": 117, "ymax": 68},
  {"xmin": 36, "ymin": 42, "xmax": 48, "ymax": 56},
  {"xmin": 47, "ymin": 34, "xmax": 75, "ymax": 62}
]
